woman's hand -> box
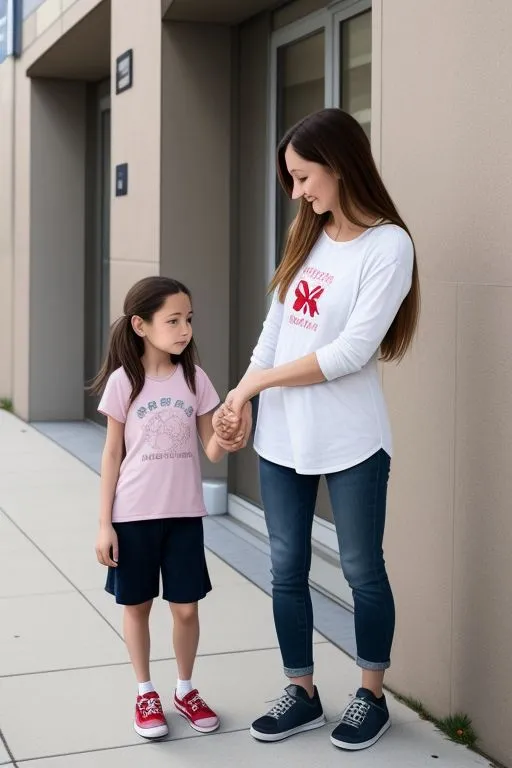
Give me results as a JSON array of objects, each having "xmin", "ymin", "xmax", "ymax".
[
  {"xmin": 95, "ymin": 523, "xmax": 119, "ymax": 568},
  {"xmin": 213, "ymin": 401, "xmax": 252, "ymax": 449},
  {"xmin": 224, "ymin": 372, "xmax": 262, "ymax": 420}
]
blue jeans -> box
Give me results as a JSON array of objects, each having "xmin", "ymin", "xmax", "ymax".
[{"xmin": 259, "ymin": 449, "xmax": 394, "ymax": 675}]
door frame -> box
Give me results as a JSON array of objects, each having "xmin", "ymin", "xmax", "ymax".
[
  {"xmin": 96, "ymin": 92, "xmax": 111, "ymax": 368},
  {"xmin": 84, "ymin": 81, "xmax": 111, "ymax": 422}
]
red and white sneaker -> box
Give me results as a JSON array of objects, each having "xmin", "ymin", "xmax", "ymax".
[
  {"xmin": 174, "ymin": 689, "xmax": 220, "ymax": 733},
  {"xmin": 134, "ymin": 691, "xmax": 168, "ymax": 739}
]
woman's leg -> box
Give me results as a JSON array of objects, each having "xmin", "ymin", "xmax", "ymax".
[
  {"xmin": 260, "ymin": 457, "xmax": 319, "ymax": 686},
  {"xmin": 327, "ymin": 449, "xmax": 394, "ymax": 680},
  {"xmin": 250, "ymin": 458, "xmax": 325, "ymax": 742},
  {"xmin": 327, "ymin": 449, "xmax": 393, "ymax": 750}
]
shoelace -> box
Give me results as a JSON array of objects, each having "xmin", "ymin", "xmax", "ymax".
[
  {"xmin": 188, "ymin": 693, "xmax": 210, "ymax": 713},
  {"xmin": 340, "ymin": 697, "xmax": 371, "ymax": 729},
  {"xmin": 139, "ymin": 696, "xmax": 163, "ymax": 718},
  {"xmin": 266, "ymin": 693, "xmax": 296, "ymax": 720}
]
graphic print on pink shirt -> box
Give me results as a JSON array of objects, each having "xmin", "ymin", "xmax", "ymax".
[{"xmin": 144, "ymin": 410, "xmax": 191, "ymax": 452}]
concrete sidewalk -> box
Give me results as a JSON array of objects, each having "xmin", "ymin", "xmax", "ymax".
[{"xmin": 0, "ymin": 409, "xmax": 491, "ymax": 767}]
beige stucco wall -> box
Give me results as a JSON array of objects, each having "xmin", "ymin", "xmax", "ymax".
[
  {"xmin": 377, "ymin": 1, "xmax": 512, "ymax": 763},
  {"xmin": 109, "ymin": 0, "xmax": 162, "ymax": 321},
  {"xmin": 0, "ymin": 60, "xmax": 15, "ymax": 401}
]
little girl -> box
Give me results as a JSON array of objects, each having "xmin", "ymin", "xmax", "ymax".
[{"xmin": 92, "ymin": 276, "xmax": 245, "ymax": 740}]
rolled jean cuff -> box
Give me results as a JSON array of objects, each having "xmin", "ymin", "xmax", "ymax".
[
  {"xmin": 284, "ymin": 664, "xmax": 314, "ymax": 677},
  {"xmin": 356, "ymin": 656, "xmax": 390, "ymax": 671}
]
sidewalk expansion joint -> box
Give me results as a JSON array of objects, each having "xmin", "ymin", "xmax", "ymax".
[
  {"xmin": 0, "ymin": 727, "xmax": 18, "ymax": 767},
  {"xmin": 0, "ymin": 506, "xmax": 124, "ymax": 644}
]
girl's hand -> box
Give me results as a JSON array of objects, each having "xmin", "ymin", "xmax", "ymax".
[{"xmin": 95, "ymin": 524, "xmax": 119, "ymax": 568}]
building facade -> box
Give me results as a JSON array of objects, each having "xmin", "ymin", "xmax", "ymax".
[{"xmin": 1, "ymin": 0, "xmax": 511, "ymax": 763}]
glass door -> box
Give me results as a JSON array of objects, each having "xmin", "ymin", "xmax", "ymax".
[
  {"xmin": 335, "ymin": 6, "xmax": 372, "ymax": 138},
  {"xmin": 275, "ymin": 30, "xmax": 326, "ymax": 261}
]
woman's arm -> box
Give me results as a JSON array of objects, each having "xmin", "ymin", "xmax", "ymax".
[
  {"xmin": 96, "ymin": 416, "xmax": 124, "ymax": 567},
  {"xmin": 213, "ymin": 294, "xmax": 283, "ymax": 440},
  {"xmin": 226, "ymin": 253, "xmax": 413, "ymax": 415},
  {"xmin": 250, "ymin": 290, "xmax": 285, "ymax": 370}
]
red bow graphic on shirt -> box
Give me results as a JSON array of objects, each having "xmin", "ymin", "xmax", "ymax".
[{"xmin": 293, "ymin": 280, "xmax": 324, "ymax": 318}]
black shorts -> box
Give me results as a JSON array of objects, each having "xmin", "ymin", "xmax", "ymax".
[{"xmin": 105, "ymin": 517, "xmax": 212, "ymax": 606}]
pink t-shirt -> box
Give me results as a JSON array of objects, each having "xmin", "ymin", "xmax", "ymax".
[{"xmin": 98, "ymin": 364, "xmax": 220, "ymax": 523}]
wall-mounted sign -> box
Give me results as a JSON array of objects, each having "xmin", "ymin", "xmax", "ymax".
[
  {"xmin": 0, "ymin": 0, "xmax": 21, "ymax": 64},
  {"xmin": 115, "ymin": 164, "xmax": 128, "ymax": 196},
  {"xmin": 116, "ymin": 49, "xmax": 133, "ymax": 94}
]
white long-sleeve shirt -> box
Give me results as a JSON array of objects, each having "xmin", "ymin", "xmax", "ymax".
[{"xmin": 252, "ymin": 224, "xmax": 414, "ymax": 474}]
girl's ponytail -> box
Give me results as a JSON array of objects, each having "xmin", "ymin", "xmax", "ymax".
[{"xmin": 88, "ymin": 314, "xmax": 146, "ymax": 404}]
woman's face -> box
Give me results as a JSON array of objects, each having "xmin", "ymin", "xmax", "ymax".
[{"xmin": 284, "ymin": 143, "xmax": 339, "ymax": 216}]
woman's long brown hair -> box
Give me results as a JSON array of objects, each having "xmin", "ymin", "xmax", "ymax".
[
  {"xmin": 89, "ymin": 277, "xmax": 198, "ymax": 404},
  {"xmin": 270, "ymin": 108, "xmax": 420, "ymax": 362}
]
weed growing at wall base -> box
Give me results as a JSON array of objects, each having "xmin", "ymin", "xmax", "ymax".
[
  {"xmin": 0, "ymin": 398, "xmax": 13, "ymax": 412},
  {"xmin": 393, "ymin": 693, "xmax": 478, "ymax": 748}
]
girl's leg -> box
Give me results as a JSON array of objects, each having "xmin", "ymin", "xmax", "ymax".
[
  {"xmin": 170, "ymin": 600, "xmax": 219, "ymax": 733},
  {"xmin": 161, "ymin": 517, "xmax": 210, "ymax": 691},
  {"xmin": 169, "ymin": 601, "xmax": 199, "ymax": 682},
  {"xmin": 111, "ymin": 521, "xmax": 167, "ymax": 739},
  {"xmin": 123, "ymin": 600, "xmax": 153, "ymax": 683},
  {"xmin": 162, "ymin": 519, "xmax": 218, "ymax": 733},
  {"xmin": 124, "ymin": 599, "xmax": 168, "ymax": 739}
]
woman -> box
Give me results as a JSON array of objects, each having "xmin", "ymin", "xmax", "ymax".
[{"xmin": 215, "ymin": 108, "xmax": 419, "ymax": 751}]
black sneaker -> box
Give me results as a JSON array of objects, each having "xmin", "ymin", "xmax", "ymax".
[
  {"xmin": 330, "ymin": 687, "xmax": 391, "ymax": 750},
  {"xmin": 250, "ymin": 684, "xmax": 325, "ymax": 742}
]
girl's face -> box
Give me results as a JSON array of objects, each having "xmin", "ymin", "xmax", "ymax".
[
  {"xmin": 133, "ymin": 292, "xmax": 193, "ymax": 355},
  {"xmin": 285, "ymin": 143, "xmax": 340, "ymax": 217}
]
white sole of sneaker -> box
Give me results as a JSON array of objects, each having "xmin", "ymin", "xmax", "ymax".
[
  {"xmin": 175, "ymin": 709, "xmax": 220, "ymax": 733},
  {"xmin": 330, "ymin": 719, "xmax": 391, "ymax": 750},
  {"xmin": 134, "ymin": 721, "xmax": 169, "ymax": 739},
  {"xmin": 249, "ymin": 714, "xmax": 326, "ymax": 742}
]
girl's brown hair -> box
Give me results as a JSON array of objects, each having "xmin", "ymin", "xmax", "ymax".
[
  {"xmin": 270, "ymin": 108, "xmax": 420, "ymax": 362},
  {"xmin": 89, "ymin": 276, "xmax": 198, "ymax": 403}
]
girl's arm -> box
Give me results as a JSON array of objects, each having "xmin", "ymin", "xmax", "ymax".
[{"xmin": 96, "ymin": 416, "xmax": 124, "ymax": 568}]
